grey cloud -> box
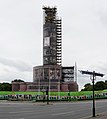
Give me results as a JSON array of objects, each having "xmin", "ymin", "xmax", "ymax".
[
  {"xmin": 77, "ymin": 71, "xmax": 92, "ymax": 90},
  {"xmin": 88, "ymin": 62, "xmax": 107, "ymax": 75},
  {"xmin": 0, "ymin": 68, "xmax": 32, "ymax": 83},
  {"xmin": 93, "ymin": 1, "xmax": 107, "ymax": 27},
  {"xmin": 77, "ymin": 62, "xmax": 107, "ymax": 90},
  {"xmin": 0, "ymin": 57, "xmax": 32, "ymax": 72},
  {"xmin": 0, "ymin": 0, "xmax": 107, "ymax": 90},
  {"xmin": 98, "ymin": 11, "xmax": 107, "ymax": 27}
]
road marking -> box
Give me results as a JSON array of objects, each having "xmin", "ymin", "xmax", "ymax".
[
  {"xmin": 97, "ymin": 105, "xmax": 107, "ymax": 109},
  {"xmin": 52, "ymin": 111, "xmax": 74, "ymax": 116},
  {"xmin": 80, "ymin": 116, "xmax": 91, "ymax": 119},
  {"xmin": 9, "ymin": 110, "xmax": 33, "ymax": 114}
]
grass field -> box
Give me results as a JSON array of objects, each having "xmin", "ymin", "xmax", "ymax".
[{"xmin": 0, "ymin": 90, "xmax": 106, "ymax": 96}]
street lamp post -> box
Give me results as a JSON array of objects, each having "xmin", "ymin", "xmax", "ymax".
[
  {"xmin": 46, "ymin": 86, "xmax": 49, "ymax": 105},
  {"xmin": 92, "ymin": 71, "xmax": 95, "ymax": 117},
  {"xmin": 79, "ymin": 70, "xmax": 104, "ymax": 117}
]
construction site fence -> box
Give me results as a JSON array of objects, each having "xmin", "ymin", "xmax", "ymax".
[{"xmin": 0, "ymin": 93, "xmax": 107, "ymax": 101}]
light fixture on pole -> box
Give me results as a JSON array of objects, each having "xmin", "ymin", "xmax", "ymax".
[{"xmin": 79, "ymin": 70, "xmax": 104, "ymax": 117}]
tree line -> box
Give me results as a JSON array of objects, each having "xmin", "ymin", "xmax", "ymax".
[
  {"xmin": 0, "ymin": 79, "xmax": 24, "ymax": 91},
  {"xmin": 0, "ymin": 83, "xmax": 12, "ymax": 91},
  {"xmin": 81, "ymin": 80, "xmax": 107, "ymax": 91},
  {"xmin": 0, "ymin": 79, "xmax": 107, "ymax": 91}
]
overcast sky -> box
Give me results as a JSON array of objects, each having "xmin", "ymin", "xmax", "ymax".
[{"xmin": 0, "ymin": 0, "xmax": 107, "ymax": 90}]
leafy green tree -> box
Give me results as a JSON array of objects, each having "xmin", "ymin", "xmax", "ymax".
[
  {"xmin": 12, "ymin": 79, "xmax": 24, "ymax": 82},
  {"xmin": 105, "ymin": 80, "xmax": 107, "ymax": 85},
  {"xmin": 0, "ymin": 83, "xmax": 12, "ymax": 91},
  {"xmin": 94, "ymin": 81, "xmax": 107, "ymax": 91},
  {"xmin": 82, "ymin": 81, "xmax": 107, "ymax": 91},
  {"xmin": 81, "ymin": 83, "xmax": 93, "ymax": 91},
  {"xmin": 84, "ymin": 83, "xmax": 91, "ymax": 88}
]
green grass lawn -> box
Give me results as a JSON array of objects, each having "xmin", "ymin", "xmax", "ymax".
[
  {"xmin": 0, "ymin": 90, "xmax": 105, "ymax": 96},
  {"xmin": 0, "ymin": 91, "xmax": 37, "ymax": 95}
]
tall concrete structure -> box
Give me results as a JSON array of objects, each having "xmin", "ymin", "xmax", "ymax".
[
  {"xmin": 33, "ymin": 6, "xmax": 78, "ymax": 92},
  {"xmin": 12, "ymin": 6, "xmax": 78, "ymax": 92},
  {"xmin": 43, "ymin": 7, "xmax": 62, "ymax": 65}
]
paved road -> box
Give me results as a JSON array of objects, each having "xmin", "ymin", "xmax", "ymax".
[{"xmin": 0, "ymin": 100, "xmax": 107, "ymax": 119}]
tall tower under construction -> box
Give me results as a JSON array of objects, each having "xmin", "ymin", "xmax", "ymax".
[
  {"xmin": 43, "ymin": 7, "xmax": 62, "ymax": 65},
  {"xmin": 33, "ymin": 7, "xmax": 62, "ymax": 92},
  {"xmin": 12, "ymin": 6, "xmax": 78, "ymax": 92},
  {"xmin": 32, "ymin": 6, "xmax": 78, "ymax": 92}
]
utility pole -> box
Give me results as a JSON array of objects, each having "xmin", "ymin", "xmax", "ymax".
[
  {"xmin": 92, "ymin": 71, "xmax": 95, "ymax": 117},
  {"xmin": 46, "ymin": 86, "xmax": 49, "ymax": 105},
  {"xmin": 79, "ymin": 70, "xmax": 104, "ymax": 117}
]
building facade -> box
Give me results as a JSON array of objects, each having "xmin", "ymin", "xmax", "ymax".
[{"xmin": 33, "ymin": 65, "xmax": 62, "ymax": 92}]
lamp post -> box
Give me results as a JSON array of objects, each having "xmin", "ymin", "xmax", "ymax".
[
  {"xmin": 92, "ymin": 71, "xmax": 95, "ymax": 117},
  {"xmin": 46, "ymin": 86, "xmax": 49, "ymax": 105},
  {"xmin": 79, "ymin": 70, "xmax": 104, "ymax": 117}
]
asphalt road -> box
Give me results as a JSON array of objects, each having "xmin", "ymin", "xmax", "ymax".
[{"xmin": 0, "ymin": 100, "xmax": 107, "ymax": 119}]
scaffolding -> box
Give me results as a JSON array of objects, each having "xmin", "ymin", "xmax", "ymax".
[{"xmin": 43, "ymin": 6, "xmax": 62, "ymax": 65}]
